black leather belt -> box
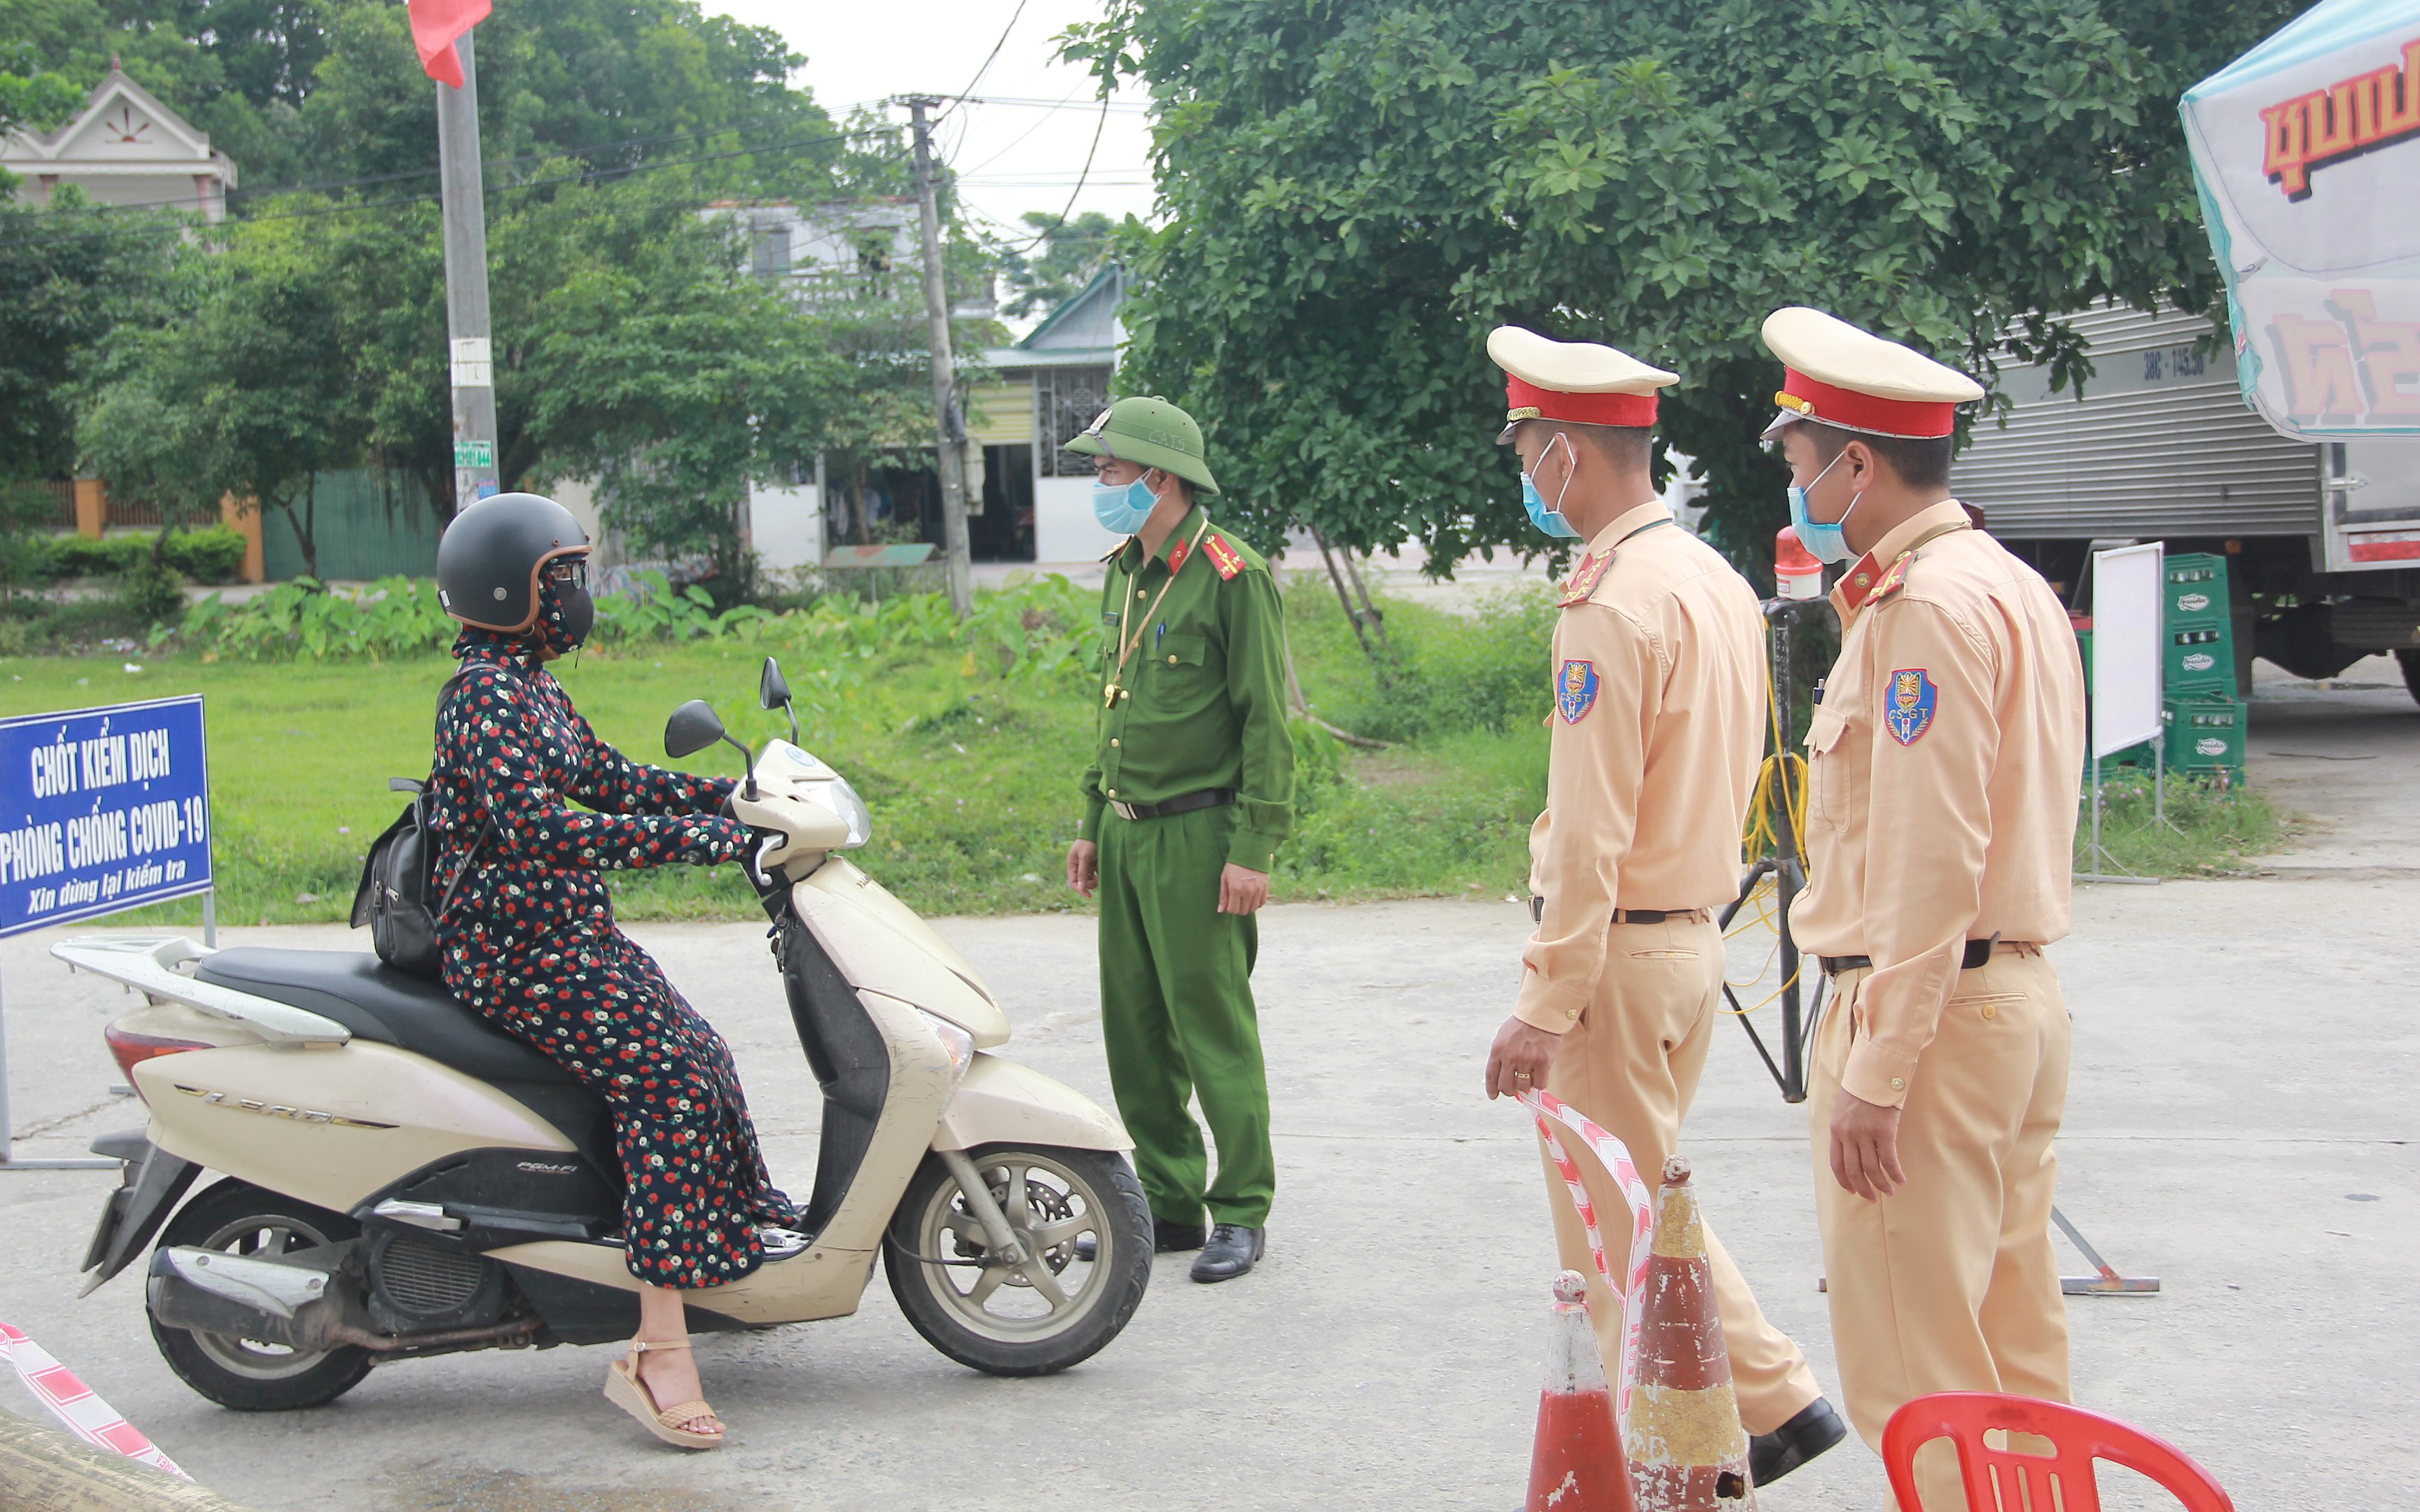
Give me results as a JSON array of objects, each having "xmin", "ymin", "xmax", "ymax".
[
  {"xmin": 1823, "ymin": 938, "xmax": 2007, "ymax": 975},
  {"xmin": 1528, "ymin": 898, "xmax": 1708, "ymax": 925},
  {"xmin": 1108, "ymin": 788, "xmax": 1235, "ymax": 822}
]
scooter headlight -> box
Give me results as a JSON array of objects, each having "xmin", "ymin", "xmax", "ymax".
[
  {"xmin": 917, "ymin": 1010, "xmax": 975, "ymax": 1082},
  {"xmin": 806, "ymin": 776, "xmax": 872, "ymax": 849}
]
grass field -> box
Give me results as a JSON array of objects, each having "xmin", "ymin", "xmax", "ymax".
[
  {"xmin": 0, "ymin": 586, "xmax": 1555, "ymax": 927},
  {"xmin": 0, "ymin": 580, "xmax": 2277, "ymax": 929}
]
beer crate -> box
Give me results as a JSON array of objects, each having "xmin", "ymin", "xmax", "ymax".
[{"xmin": 2161, "ymin": 694, "xmax": 2246, "ymax": 775}]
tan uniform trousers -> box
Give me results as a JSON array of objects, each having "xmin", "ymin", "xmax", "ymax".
[
  {"xmin": 1538, "ymin": 916, "xmax": 1822, "ymax": 1436},
  {"xmin": 1811, "ymin": 946, "xmax": 2072, "ymax": 1511}
]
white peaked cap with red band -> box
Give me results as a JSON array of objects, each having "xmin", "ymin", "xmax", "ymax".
[
  {"xmin": 1489, "ymin": 326, "xmax": 1678, "ymax": 443},
  {"xmin": 1759, "ymin": 307, "xmax": 1984, "ymax": 441}
]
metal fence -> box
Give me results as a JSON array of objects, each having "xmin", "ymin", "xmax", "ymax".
[
  {"xmin": 105, "ymin": 493, "xmax": 165, "ymax": 527},
  {"xmin": 29, "ymin": 479, "xmax": 77, "ymax": 530}
]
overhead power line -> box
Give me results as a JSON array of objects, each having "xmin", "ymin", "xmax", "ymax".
[
  {"xmin": 987, "ymin": 92, "xmax": 1115, "ymax": 257},
  {"xmin": 933, "ymin": 0, "xmax": 1029, "ymax": 130}
]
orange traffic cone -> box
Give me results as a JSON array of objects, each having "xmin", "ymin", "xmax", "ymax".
[
  {"xmin": 1527, "ymin": 1270, "xmax": 1639, "ymax": 1512},
  {"xmin": 1627, "ymin": 1159, "xmax": 1755, "ymax": 1509}
]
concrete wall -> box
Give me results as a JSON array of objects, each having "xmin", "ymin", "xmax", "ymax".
[
  {"xmin": 749, "ymin": 482, "xmax": 823, "ymax": 577},
  {"xmin": 1035, "ymin": 474, "xmax": 1121, "ymax": 564}
]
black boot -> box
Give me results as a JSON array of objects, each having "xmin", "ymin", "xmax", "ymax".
[
  {"xmin": 1749, "ymin": 1398, "xmax": 1848, "ymax": 1488},
  {"xmin": 1073, "ymin": 1217, "xmax": 1204, "ymax": 1263},
  {"xmin": 1188, "ymin": 1223, "xmax": 1265, "ymax": 1283}
]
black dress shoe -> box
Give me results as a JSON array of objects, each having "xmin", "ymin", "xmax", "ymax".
[
  {"xmin": 1188, "ymin": 1223, "xmax": 1265, "ymax": 1283},
  {"xmin": 1750, "ymin": 1398, "xmax": 1847, "ymax": 1488},
  {"xmin": 1073, "ymin": 1218, "xmax": 1205, "ymax": 1263}
]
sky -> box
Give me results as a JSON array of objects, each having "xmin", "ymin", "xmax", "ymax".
[{"xmin": 708, "ymin": 1, "xmax": 1161, "ymax": 255}]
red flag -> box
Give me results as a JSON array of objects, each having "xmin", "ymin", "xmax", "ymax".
[{"xmin": 407, "ymin": 0, "xmax": 492, "ymax": 88}]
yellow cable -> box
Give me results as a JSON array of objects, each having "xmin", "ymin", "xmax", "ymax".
[{"xmin": 1723, "ymin": 664, "xmax": 1811, "ymax": 1014}]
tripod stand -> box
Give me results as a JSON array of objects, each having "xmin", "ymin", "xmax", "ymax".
[{"xmin": 1721, "ymin": 598, "xmax": 1827, "ymax": 1105}]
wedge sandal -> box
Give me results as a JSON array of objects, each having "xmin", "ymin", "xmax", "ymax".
[{"xmin": 603, "ymin": 1338, "xmax": 725, "ymax": 1450}]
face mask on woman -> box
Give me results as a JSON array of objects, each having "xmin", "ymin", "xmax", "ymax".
[
  {"xmin": 536, "ymin": 559, "xmax": 594, "ymax": 654},
  {"xmin": 1092, "ymin": 470, "xmax": 1162, "ymax": 535}
]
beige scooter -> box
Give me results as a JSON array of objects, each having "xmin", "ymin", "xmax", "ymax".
[{"xmin": 56, "ymin": 658, "xmax": 1153, "ymax": 1411}]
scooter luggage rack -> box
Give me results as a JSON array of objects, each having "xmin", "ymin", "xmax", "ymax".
[
  {"xmin": 49, "ymin": 936, "xmax": 354, "ymax": 1048},
  {"xmin": 7, "ymin": 937, "xmax": 351, "ymax": 1171}
]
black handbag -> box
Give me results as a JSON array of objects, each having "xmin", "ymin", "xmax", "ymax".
[{"xmin": 350, "ymin": 671, "xmax": 490, "ymax": 979}]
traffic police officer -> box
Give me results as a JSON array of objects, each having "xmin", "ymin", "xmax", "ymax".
[
  {"xmin": 1480, "ymin": 326, "xmax": 1846, "ymax": 1486},
  {"xmin": 1063, "ymin": 396, "xmax": 1294, "ymax": 1284},
  {"xmin": 1762, "ymin": 307, "xmax": 2085, "ymax": 1509}
]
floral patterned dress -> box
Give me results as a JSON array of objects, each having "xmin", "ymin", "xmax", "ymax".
[{"xmin": 429, "ymin": 625, "xmax": 795, "ymax": 1288}]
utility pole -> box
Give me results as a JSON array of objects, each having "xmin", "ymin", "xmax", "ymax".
[
  {"xmin": 436, "ymin": 33, "xmax": 501, "ymax": 512},
  {"xmin": 905, "ymin": 96, "xmax": 974, "ymax": 617}
]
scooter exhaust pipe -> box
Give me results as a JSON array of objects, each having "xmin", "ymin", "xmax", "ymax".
[
  {"xmin": 146, "ymin": 1248, "xmax": 542, "ymax": 1356},
  {"xmin": 148, "ymin": 1246, "xmax": 351, "ymax": 1354}
]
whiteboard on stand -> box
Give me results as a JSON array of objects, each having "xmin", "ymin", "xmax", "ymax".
[{"xmin": 2091, "ymin": 542, "xmax": 2164, "ymax": 757}]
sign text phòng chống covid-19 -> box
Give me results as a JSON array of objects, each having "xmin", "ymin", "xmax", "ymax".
[{"xmin": 0, "ymin": 698, "xmax": 213, "ymax": 937}]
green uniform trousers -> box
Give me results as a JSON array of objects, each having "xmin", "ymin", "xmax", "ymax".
[{"xmin": 1096, "ymin": 802, "xmax": 1274, "ymax": 1228}]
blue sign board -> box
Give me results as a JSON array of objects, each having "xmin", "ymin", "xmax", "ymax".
[{"xmin": 0, "ymin": 696, "xmax": 213, "ymax": 937}]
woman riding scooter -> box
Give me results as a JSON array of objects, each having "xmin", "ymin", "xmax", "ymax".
[{"xmin": 428, "ymin": 491, "xmax": 789, "ymax": 1450}]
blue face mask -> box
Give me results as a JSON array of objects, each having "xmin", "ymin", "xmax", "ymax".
[
  {"xmin": 1521, "ymin": 435, "xmax": 1583, "ymax": 540},
  {"xmin": 1092, "ymin": 474, "xmax": 1158, "ymax": 535},
  {"xmin": 1786, "ymin": 449, "xmax": 1860, "ymax": 564}
]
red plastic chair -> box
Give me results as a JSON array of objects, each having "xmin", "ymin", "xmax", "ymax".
[{"xmin": 1882, "ymin": 1392, "xmax": 2235, "ymax": 1511}]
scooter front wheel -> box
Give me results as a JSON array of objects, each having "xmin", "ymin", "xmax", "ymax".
[{"xmin": 884, "ymin": 1144, "xmax": 1151, "ymax": 1376}]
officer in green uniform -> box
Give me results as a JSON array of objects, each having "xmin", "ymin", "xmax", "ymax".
[{"xmin": 1062, "ymin": 396, "xmax": 1294, "ymax": 1284}]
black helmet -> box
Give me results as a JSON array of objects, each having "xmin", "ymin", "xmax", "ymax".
[{"xmin": 436, "ymin": 492, "xmax": 590, "ymax": 633}]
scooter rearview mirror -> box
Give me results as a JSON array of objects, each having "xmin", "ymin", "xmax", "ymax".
[
  {"xmin": 667, "ymin": 699, "xmax": 761, "ymax": 799},
  {"xmin": 760, "ymin": 657, "xmax": 799, "ymax": 743},
  {"xmin": 665, "ymin": 699, "xmax": 725, "ymax": 759}
]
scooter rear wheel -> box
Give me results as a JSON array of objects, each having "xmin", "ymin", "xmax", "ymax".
[
  {"xmin": 884, "ymin": 1145, "xmax": 1151, "ymax": 1377},
  {"xmin": 148, "ymin": 1179, "xmax": 375, "ymax": 1411}
]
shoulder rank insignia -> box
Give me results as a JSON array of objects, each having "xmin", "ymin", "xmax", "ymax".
[
  {"xmin": 1885, "ymin": 667, "xmax": 1937, "ymax": 746},
  {"xmin": 1167, "ymin": 536, "xmax": 1192, "ymax": 575},
  {"xmin": 1557, "ymin": 659, "xmax": 1600, "ymax": 724},
  {"xmin": 1558, "ymin": 551, "xmax": 1612, "ymax": 607},
  {"xmin": 1097, "ymin": 539, "xmax": 1127, "ymax": 565},
  {"xmin": 1203, "ymin": 532, "xmax": 1244, "ymax": 580},
  {"xmin": 1870, "ymin": 550, "xmax": 1914, "ymax": 605}
]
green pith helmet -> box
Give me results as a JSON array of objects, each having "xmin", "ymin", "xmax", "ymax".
[{"xmin": 1064, "ymin": 396, "xmax": 1221, "ymax": 496}]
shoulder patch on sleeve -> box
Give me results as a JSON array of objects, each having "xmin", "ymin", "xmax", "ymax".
[
  {"xmin": 1884, "ymin": 667, "xmax": 1937, "ymax": 745},
  {"xmin": 1556, "ymin": 659, "xmax": 1601, "ymax": 723},
  {"xmin": 1203, "ymin": 532, "xmax": 1244, "ymax": 580}
]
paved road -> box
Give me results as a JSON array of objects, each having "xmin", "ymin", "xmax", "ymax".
[{"xmin": 1, "ymin": 676, "xmax": 2413, "ymax": 1510}]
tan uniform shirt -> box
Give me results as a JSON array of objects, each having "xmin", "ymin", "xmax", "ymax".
[
  {"xmin": 1514, "ymin": 501, "xmax": 1769, "ymax": 1034},
  {"xmin": 1792, "ymin": 498, "xmax": 2085, "ymax": 1108}
]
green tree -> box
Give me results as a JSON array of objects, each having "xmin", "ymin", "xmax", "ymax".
[
  {"xmin": 0, "ymin": 38, "xmax": 86, "ymax": 136},
  {"xmin": 0, "ymin": 0, "xmax": 842, "ymax": 207},
  {"xmin": 1066, "ymin": 0, "xmax": 2302, "ymax": 575},
  {"xmin": 0, "ymin": 190, "xmax": 190, "ymax": 483},
  {"xmin": 79, "ymin": 214, "xmax": 361, "ymax": 575},
  {"xmin": 999, "ymin": 209, "xmax": 1121, "ymax": 319}
]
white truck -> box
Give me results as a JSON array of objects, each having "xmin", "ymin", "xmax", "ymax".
[{"xmin": 1958, "ymin": 300, "xmax": 2420, "ymax": 708}]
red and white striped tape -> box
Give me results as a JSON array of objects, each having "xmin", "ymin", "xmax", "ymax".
[
  {"xmin": 0, "ymin": 1320, "xmax": 187, "ymax": 1479},
  {"xmin": 1517, "ymin": 1087, "xmax": 1656, "ymax": 1430}
]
